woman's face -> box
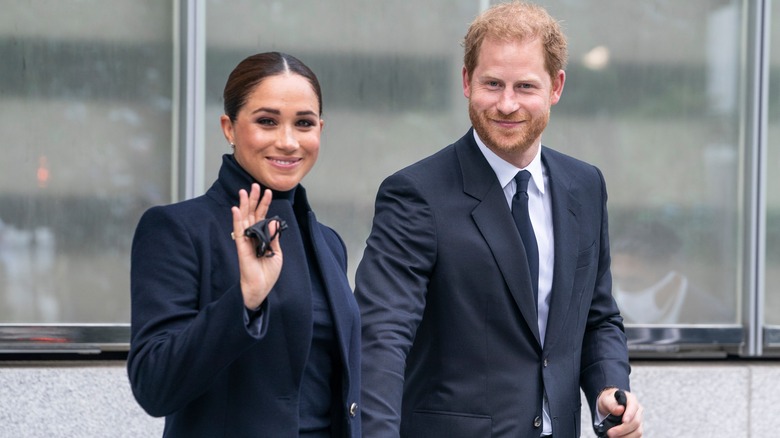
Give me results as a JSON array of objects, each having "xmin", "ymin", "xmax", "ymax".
[{"xmin": 221, "ymin": 73, "xmax": 322, "ymax": 191}]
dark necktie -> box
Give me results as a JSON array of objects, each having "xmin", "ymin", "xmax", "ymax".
[{"xmin": 512, "ymin": 170, "xmax": 539, "ymax": 304}]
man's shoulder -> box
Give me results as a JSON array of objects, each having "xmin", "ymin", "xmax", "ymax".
[
  {"xmin": 395, "ymin": 131, "xmax": 475, "ymax": 177},
  {"xmin": 541, "ymin": 145, "xmax": 603, "ymax": 181},
  {"xmin": 541, "ymin": 145, "xmax": 595, "ymax": 169}
]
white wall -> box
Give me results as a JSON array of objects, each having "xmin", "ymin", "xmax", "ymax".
[{"xmin": 1, "ymin": 361, "xmax": 778, "ymax": 437}]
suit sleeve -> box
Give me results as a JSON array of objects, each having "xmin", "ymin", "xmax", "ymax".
[
  {"xmin": 579, "ymin": 167, "xmax": 631, "ymax": 419},
  {"xmin": 355, "ymin": 172, "xmax": 437, "ymax": 437},
  {"xmin": 127, "ymin": 206, "xmax": 269, "ymax": 417}
]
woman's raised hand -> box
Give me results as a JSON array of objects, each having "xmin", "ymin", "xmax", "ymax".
[{"xmin": 231, "ymin": 183, "xmax": 283, "ymax": 310}]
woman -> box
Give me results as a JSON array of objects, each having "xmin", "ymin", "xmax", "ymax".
[{"xmin": 127, "ymin": 52, "xmax": 360, "ymax": 437}]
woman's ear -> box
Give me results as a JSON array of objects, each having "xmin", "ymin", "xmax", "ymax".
[{"xmin": 220, "ymin": 114, "xmax": 234, "ymax": 145}]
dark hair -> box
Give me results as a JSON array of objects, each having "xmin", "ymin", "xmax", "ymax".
[{"xmin": 222, "ymin": 52, "xmax": 323, "ymax": 121}]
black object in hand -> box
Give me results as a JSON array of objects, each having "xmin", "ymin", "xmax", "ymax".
[
  {"xmin": 595, "ymin": 389, "xmax": 627, "ymax": 437},
  {"xmin": 244, "ymin": 216, "xmax": 288, "ymax": 258}
]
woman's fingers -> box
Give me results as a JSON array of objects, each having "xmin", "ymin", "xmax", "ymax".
[
  {"xmin": 255, "ymin": 186, "xmax": 273, "ymax": 220},
  {"xmin": 246, "ymin": 184, "xmax": 261, "ymax": 224},
  {"xmin": 267, "ymin": 218, "xmax": 283, "ymax": 257},
  {"xmin": 233, "ymin": 189, "xmax": 249, "ymax": 241}
]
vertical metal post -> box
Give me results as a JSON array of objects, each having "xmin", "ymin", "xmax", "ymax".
[
  {"xmin": 176, "ymin": 0, "xmax": 206, "ymax": 202},
  {"xmin": 741, "ymin": 0, "xmax": 770, "ymax": 357}
]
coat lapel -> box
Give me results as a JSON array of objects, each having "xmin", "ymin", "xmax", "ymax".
[
  {"xmin": 306, "ymin": 212, "xmax": 354, "ymax": 372},
  {"xmin": 540, "ymin": 148, "xmax": 582, "ymax": 351},
  {"xmin": 295, "ymin": 185, "xmax": 356, "ymax": 397},
  {"xmin": 457, "ymin": 132, "xmax": 541, "ymax": 345},
  {"xmin": 268, "ymin": 198, "xmax": 312, "ymax": 381}
]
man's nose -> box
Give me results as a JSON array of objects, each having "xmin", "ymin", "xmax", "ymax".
[{"xmin": 496, "ymin": 89, "xmax": 520, "ymax": 115}]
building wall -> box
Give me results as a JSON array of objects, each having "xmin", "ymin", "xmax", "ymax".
[{"xmin": 1, "ymin": 361, "xmax": 778, "ymax": 437}]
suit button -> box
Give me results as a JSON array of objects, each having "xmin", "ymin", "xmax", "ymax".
[
  {"xmin": 349, "ymin": 402, "xmax": 358, "ymax": 417},
  {"xmin": 543, "ymin": 358, "xmax": 548, "ymax": 367},
  {"xmin": 533, "ymin": 416, "xmax": 542, "ymax": 428}
]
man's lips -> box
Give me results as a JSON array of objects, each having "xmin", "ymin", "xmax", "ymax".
[{"xmin": 491, "ymin": 118, "xmax": 524, "ymax": 128}]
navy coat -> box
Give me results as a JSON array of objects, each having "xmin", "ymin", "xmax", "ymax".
[
  {"xmin": 128, "ymin": 154, "xmax": 361, "ymax": 438},
  {"xmin": 356, "ymin": 130, "xmax": 630, "ymax": 437}
]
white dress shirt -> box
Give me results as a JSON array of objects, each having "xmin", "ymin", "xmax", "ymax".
[{"xmin": 473, "ymin": 130, "xmax": 555, "ymax": 436}]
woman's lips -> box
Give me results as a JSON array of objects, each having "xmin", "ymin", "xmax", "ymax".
[{"xmin": 267, "ymin": 157, "xmax": 301, "ymax": 168}]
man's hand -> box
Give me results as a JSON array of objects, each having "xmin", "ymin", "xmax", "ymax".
[{"xmin": 597, "ymin": 388, "xmax": 643, "ymax": 437}]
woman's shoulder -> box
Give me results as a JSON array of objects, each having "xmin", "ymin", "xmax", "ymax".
[{"xmin": 137, "ymin": 194, "xmax": 222, "ymax": 235}]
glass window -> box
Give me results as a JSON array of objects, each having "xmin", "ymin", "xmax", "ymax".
[
  {"xmin": 0, "ymin": 0, "xmax": 758, "ymax": 355},
  {"xmin": 0, "ymin": 1, "xmax": 174, "ymax": 341},
  {"xmin": 201, "ymin": 0, "xmax": 746, "ymax": 354},
  {"xmin": 765, "ymin": 0, "xmax": 780, "ymax": 340},
  {"xmin": 541, "ymin": 0, "xmax": 744, "ymax": 329},
  {"xmin": 204, "ymin": 0, "xmax": 475, "ymax": 281}
]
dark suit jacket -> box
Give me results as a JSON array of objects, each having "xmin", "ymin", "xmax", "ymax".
[
  {"xmin": 128, "ymin": 155, "xmax": 361, "ymax": 438},
  {"xmin": 355, "ymin": 130, "xmax": 630, "ymax": 437}
]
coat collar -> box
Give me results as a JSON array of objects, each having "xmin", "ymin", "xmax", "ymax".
[{"xmin": 209, "ymin": 153, "xmax": 312, "ymax": 214}]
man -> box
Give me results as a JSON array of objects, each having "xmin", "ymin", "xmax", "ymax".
[{"xmin": 355, "ymin": 2, "xmax": 643, "ymax": 437}]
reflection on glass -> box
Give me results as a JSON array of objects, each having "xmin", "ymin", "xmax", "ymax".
[
  {"xmin": 0, "ymin": 0, "xmax": 752, "ymax": 334},
  {"xmin": 542, "ymin": 0, "xmax": 744, "ymax": 325},
  {"xmin": 201, "ymin": 0, "xmax": 745, "ymax": 329},
  {"xmin": 612, "ymin": 220, "xmax": 732, "ymax": 324},
  {"xmin": 766, "ymin": 0, "xmax": 780, "ymax": 326},
  {"xmin": 0, "ymin": 1, "xmax": 174, "ymax": 323}
]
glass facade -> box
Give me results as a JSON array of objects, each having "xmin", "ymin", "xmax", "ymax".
[
  {"xmin": 0, "ymin": 1, "xmax": 174, "ymax": 326},
  {"xmin": 0, "ymin": 0, "xmax": 775, "ymax": 356},
  {"xmin": 766, "ymin": 0, "xmax": 780, "ymax": 340}
]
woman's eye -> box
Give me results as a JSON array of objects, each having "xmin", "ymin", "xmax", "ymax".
[
  {"xmin": 297, "ymin": 119, "xmax": 315, "ymax": 127},
  {"xmin": 257, "ymin": 118, "xmax": 275, "ymax": 126}
]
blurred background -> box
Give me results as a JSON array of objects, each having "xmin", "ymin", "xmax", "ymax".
[{"xmin": 0, "ymin": 0, "xmax": 778, "ymax": 358}]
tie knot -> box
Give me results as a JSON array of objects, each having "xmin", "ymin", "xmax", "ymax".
[{"xmin": 514, "ymin": 170, "xmax": 532, "ymax": 193}]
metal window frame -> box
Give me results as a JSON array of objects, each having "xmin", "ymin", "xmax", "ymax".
[{"xmin": 0, "ymin": 0, "xmax": 205, "ymax": 355}]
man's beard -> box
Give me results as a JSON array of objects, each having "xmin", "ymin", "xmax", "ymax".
[{"xmin": 468, "ymin": 101, "xmax": 549, "ymax": 156}]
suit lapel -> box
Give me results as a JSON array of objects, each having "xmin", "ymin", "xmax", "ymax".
[
  {"xmin": 540, "ymin": 148, "xmax": 582, "ymax": 351},
  {"xmin": 457, "ymin": 132, "xmax": 541, "ymax": 345}
]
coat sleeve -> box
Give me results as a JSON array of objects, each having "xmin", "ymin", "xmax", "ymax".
[
  {"xmin": 354, "ymin": 172, "xmax": 437, "ymax": 437},
  {"xmin": 578, "ymin": 167, "xmax": 631, "ymax": 422},
  {"xmin": 126, "ymin": 205, "xmax": 269, "ymax": 417}
]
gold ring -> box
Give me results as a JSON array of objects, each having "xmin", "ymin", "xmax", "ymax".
[{"xmin": 231, "ymin": 231, "xmax": 236, "ymax": 240}]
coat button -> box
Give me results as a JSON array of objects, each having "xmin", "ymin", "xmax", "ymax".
[
  {"xmin": 349, "ymin": 403, "xmax": 358, "ymax": 417},
  {"xmin": 543, "ymin": 358, "xmax": 548, "ymax": 367},
  {"xmin": 533, "ymin": 416, "xmax": 542, "ymax": 428}
]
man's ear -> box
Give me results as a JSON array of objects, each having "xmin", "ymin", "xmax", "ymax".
[
  {"xmin": 550, "ymin": 69, "xmax": 565, "ymax": 105},
  {"xmin": 462, "ymin": 66, "xmax": 472, "ymax": 99}
]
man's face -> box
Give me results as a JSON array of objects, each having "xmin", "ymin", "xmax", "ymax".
[{"xmin": 463, "ymin": 36, "xmax": 564, "ymax": 167}]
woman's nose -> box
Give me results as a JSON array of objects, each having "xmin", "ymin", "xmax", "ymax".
[{"xmin": 277, "ymin": 125, "xmax": 299, "ymax": 150}]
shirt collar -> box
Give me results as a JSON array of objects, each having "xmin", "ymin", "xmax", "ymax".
[{"xmin": 472, "ymin": 130, "xmax": 545, "ymax": 195}]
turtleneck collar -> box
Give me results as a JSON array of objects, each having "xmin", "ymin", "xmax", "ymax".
[{"xmin": 212, "ymin": 154, "xmax": 304, "ymax": 209}]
